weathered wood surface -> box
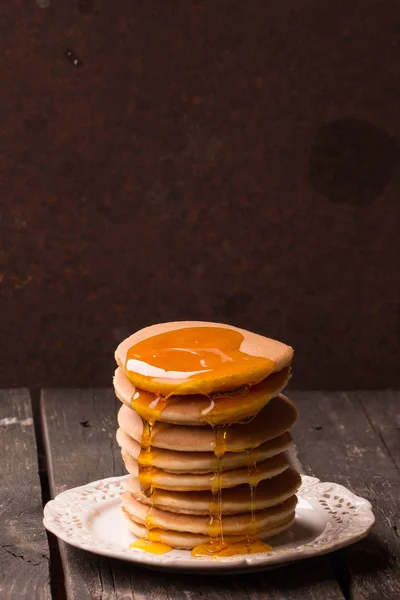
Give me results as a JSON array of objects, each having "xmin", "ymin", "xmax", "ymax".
[
  {"xmin": 41, "ymin": 388, "xmax": 344, "ymax": 600},
  {"xmin": 355, "ymin": 390, "xmax": 400, "ymax": 472},
  {"xmin": 0, "ymin": 389, "xmax": 51, "ymax": 600},
  {"xmin": 291, "ymin": 390, "xmax": 400, "ymax": 600}
]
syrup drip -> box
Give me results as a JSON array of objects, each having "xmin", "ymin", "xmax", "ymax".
[
  {"xmin": 135, "ymin": 395, "xmax": 167, "ymax": 492},
  {"xmin": 208, "ymin": 490, "xmax": 221, "ymax": 538},
  {"xmin": 246, "ymin": 448, "xmax": 258, "ymax": 531},
  {"xmin": 199, "ymin": 369, "xmax": 287, "ymax": 427},
  {"xmin": 129, "ymin": 540, "xmax": 172, "ymax": 554},
  {"xmin": 131, "ymin": 390, "xmax": 171, "ymax": 423},
  {"xmin": 206, "ymin": 425, "xmax": 228, "ymax": 539},
  {"xmin": 133, "ymin": 395, "xmax": 168, "ymax": 548},
  {"xmin": 245, "ymin": 447, "xmax": 257, "ymax": 468},
  {"xmin": 214, "ymin": 424, "xmax": 228, "ymax": 458},
  {"xmin": 137, "ymin": 420, "xmax": 153, "ymax": 492},
  {"xmin": 130, "ymin": 529, "xmax": 172, "ymax": 554},
  {"xmin": 249, "ymin": 485, "xmax": 256, "ymax": 524},
  {"xmin": 192, "ymin": 427, "xmax": 272, "ymax": 558},
  {"xmin": 138, "ymin": 449, "xmax": 155, "ymax": 467},
  {"xmin": 191, "ymin": 539, "xmax": 272, "ymax": 558}
]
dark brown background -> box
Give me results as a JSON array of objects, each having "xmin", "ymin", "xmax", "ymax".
[{"xmin": 1, "ymin": 1, "xmax": 399, "ymax": 389}]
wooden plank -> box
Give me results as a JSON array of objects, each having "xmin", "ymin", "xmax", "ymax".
[
  {"xmin": 0, "ymin": 389, "xmax": 51, "ymax": 600},
  {"xmin": 356, "ymin": 390, "xmax": 400, "ymax": 472},
  {"xmin": 291, "ymin": 390, "xmax": 400, "ymax": 600},
  {"xmin": 41, "ymin": 388, "xmax": 344, "ymax": 600}
]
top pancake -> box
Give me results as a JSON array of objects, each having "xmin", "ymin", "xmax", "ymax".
[{"xmin": 115, "ymin": 321, "xmax": 293, "ymax": 396}]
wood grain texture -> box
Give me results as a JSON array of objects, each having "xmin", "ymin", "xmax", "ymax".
[
  {"xmin": 41, "ymin": 388, "xmax": 344, "ymax": 600},
  {"xmin": 0, "ymin": 389, "xmax": 51, "ymax": 600},
  {"xmin": 291, "ymin": 390, "xmax": 400, "ymax": 600},
  {"xmin": 356, "ymin": 390, "xmax": 400, "ymax": 473}
]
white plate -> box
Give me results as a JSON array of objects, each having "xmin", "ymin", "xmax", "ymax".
[{"xmin": 43, "ymin": 475, "xmax": 374, "ymax": 573}]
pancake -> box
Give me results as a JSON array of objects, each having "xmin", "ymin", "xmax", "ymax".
[
  {"xmin": 117, "ymin": 428, "xmax": 293, "ymax": 473},
  {"xmin": 117, "ymin": 394, "xmax": 297, "ymax": 453},
  {"xmin": 121, "ymin": 492, "xmax": 297, "ymax": 535},
  {"xmin": 126, "ymin": 469, "xmax": 302, "ymax": 514},
  {"xmin": 113, "ymin": 365, "xmax": 291, "ymax": 425},
  {"xmin": 115, "ymin": 321, "xmax": 293, "ymax": 396},
  {"xmin": 122, "ymin": 452, "xmax": 289, "ymax": 491},
  {"xmin": 122, "ymin": 511, "xmax": 296, "ymax": 550}
]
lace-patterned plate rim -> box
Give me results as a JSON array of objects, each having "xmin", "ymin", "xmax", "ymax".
[{"xmin": 43, "ymin": 474, "xmax": 375, "ymax": 573}]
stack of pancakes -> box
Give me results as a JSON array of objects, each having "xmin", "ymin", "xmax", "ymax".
[{"xmin": 113, "ymin": 321, "xmax": 300, "ymax": 555}]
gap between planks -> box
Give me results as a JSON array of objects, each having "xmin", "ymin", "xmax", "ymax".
[
  {"xmin": 0, "ymin": 389, "xmax": 51, "ymax": 600},
  {"xmin": 30, "ymin": 387, "xmax": 67, "ymax": 600}
]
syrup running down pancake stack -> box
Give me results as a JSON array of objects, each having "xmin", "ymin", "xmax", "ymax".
[{"xmin": 113, "ymin": 321, "xmax": 301, "ymax": 557}]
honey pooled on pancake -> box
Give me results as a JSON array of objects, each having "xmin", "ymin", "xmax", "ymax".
[
  {"xmin": 115, "ymin": 321, "xmax": 293, "ymax": 396},
  {"xmin": 113, "ymin": 321, "xmax": 297, "ymax": 558}
]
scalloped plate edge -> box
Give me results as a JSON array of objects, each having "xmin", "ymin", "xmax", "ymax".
[{"xmin": 43, "ymin": 474, "xmax": 375, "ymax": 572}]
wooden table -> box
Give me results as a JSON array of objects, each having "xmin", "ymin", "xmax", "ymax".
[{"xmin": 1, "ymin": 389, "xmax": 399, "ymax": 600}]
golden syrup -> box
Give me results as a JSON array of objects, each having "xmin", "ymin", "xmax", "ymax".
[
  {"xmin": 249, "ymin": 485, "xmax": 256, "ymax": 525},
  {"xmin": 135, "ymin": 396, "xmax": 172, "ymax": 551},
  {"xmin": 131, "ymin": 389, "xmax": 169, "ymax": 424},
  {"xmin": 137, "ymin": 391, "xmax": 167, "ymax": 490},
  {"xmin": 246, "ymin": 447, "xmax": 264, "ymax": 549},
  {"xmin": 191, "ymin": 538, "xmax": 228, "ymax": 557},
  {"xmin": 247, "ymin": 468, "xmax": 263, "ymax": 535},
  {"xmin": 217, "ymin": 539, "xmax": 272, "ymax": 557},
  {"xmin": 129, "ymin": 493, "xmax": 173, "ymax": 553},
  {"xmin": 138, "ymin": 449, "xmax": 154, "ymax": 467},
  {"xmin": 213, "ymin": 424, "xmax": 228, "ymax": 458},
  {"xmin": 216, "ymin": 426, "xmax": 227, "ymax": 541},
  {"xmin": 191, "ymin": 538, "xmax": 272, "ymax": 558},
  {"xmin": 130, "ymin": 539, "xmax": 172, "ymax": 554},
  {"xmin": 145, "ymin": 502, "xmax": 155, "ymax": 530},
  {"xmin": 191, "ymin": 539, "xmax": 273, "ymax": 558},
  {"xmin": 130, "ymin": 524, "xmax": 177, "ymax": 554},
  {"xmin": 245, "ymin": 447, "xmax": 258, "ymax": 468},
  {"xmin": 138, "ymin": 419, "xmax": 153, "ymax": 492},
  {"xmin": 125, "ymin": 326, "xmax": 276, "ymax": 396},
  {"xmin": 140, "ymin": 419, "xmax": 152, "ymax": 452},
  {"xmin": 245, "ymin": 447, "xmax": 258, "ymax": 526},
  {"xmin": 200, "ymin": 368, "xmax": 289, "ymax": 426},
  {"xmin": 208, "ymin": 490, "xmax": 221, "ymax": 538},
  {"xmin": 204, "ymin": 424, "xmax": 228, "ymax": 540},
  {"xmin": 208, "ymin": 468, "xmax": 223, "ymax": 539},
  {"xmin": 138, "ymin": 466, "xmax": 156, "ymax": 492},
  {"xmin": 249, "ymin": 480, "xmax": 259, "ymax": 534},
  {"xmin": 248, "ymin": 470, "xmax": 264, "ymax": 488}
]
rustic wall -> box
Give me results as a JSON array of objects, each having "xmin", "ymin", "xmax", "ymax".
[{"xmin": 1, "ymin": 1, "xmax": 399, "ymax": 389}]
